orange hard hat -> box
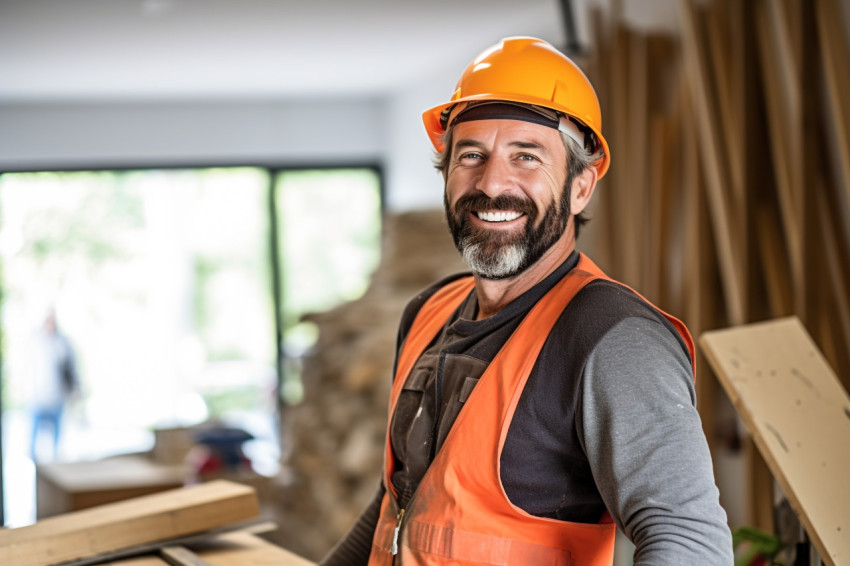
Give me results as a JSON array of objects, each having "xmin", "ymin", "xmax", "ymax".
[{"xmin": 422, "ymin": 36, "xmax": 610, "ymax": 178}]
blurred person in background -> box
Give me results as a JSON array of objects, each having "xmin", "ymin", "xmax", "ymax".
[{"xmin": 27, "ymin": 308, "xmax": 79, "ymax": 462}]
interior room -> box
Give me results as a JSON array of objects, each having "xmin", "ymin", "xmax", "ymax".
[{"xmin": 1, "ymin": 1, "xmax": 848, "ymax": 565}]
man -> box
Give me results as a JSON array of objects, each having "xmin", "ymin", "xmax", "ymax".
[
  {"xmin": 322, "ymin": 37, "xmax": 732, "ymax": 565},
  {"xmin": 28, "ymin": 308, "xmax": 79, "ymax": 461}
]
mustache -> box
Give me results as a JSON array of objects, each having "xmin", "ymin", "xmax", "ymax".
[{"xmin": 451, "ymin": 193, "xmax": 537, "ymax": 219}]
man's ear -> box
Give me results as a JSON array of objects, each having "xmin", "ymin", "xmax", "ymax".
[{"xmin": 570, "ymin": 167, "xmax": 598, "ymax": 215}]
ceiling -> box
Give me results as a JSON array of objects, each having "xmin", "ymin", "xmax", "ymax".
[
  {"xmin": 0, "ymin": 0, "xmax": 681, "ymax": 103},
  {"xmin": 0, "ymin": 0, "xmax": 571, "ymax": 102}
]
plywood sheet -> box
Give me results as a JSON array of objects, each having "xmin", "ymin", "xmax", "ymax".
[
  {"xmin": 0, "ymin": 480, "xmax": 260, "ymax": 566},
  {"xmin": 700, "ymin": 317, "xmax": 850, "ymax": 566}
]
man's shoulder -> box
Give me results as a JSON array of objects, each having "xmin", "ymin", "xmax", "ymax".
[
  {"xmin": 568, "ymin": 277, "xmax": 664, "ymax": 319},
  {"xmin": 555, "ymin": 277, "xmax": 689, "ymax": 359}
]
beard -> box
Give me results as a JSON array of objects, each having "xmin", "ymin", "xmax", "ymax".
[{"xmin": 444, "ymin": 189, "xmax": 570, "ymax": 280}]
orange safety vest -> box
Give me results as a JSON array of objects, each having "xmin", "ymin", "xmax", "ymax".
[{"xmin": 368, "ymin": 253, "xmax": 695, "ymax": 565}]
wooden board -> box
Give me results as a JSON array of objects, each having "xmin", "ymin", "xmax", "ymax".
[
  {"xmin": 700, "ymin": 317, "xmax": 850, "ymax": 566},
  {"xmin": 36, "ymin": 455, "xmax": 186, "ymax": 518},
  {"xmin": 0, "ymin": 480, "xmax": 260, "ymax": 566},
  {"xmin": 101, "ymin": 533, "xmax": 316, "ymax": 566}
]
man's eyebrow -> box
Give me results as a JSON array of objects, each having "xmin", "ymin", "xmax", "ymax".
[
  {"xmin": 509, "ymin": 140, "xmax": 547, "ymax": 151},
  {"xmin": 452, "ymin": 139, "xmax": 485, "ymax": 152},
  {"xmin": 452, "ymin": 139, "xmax": 550, "ymax": 153}
]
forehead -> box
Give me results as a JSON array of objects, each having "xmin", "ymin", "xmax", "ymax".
[{"xmin": 450, "ymin": 119, "xmax": 565, "ymax": 154}]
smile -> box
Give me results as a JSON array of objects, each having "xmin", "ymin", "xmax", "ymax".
[{"xmin": 475, "ymin": 210, "xmax": 524, "ymax": 222}]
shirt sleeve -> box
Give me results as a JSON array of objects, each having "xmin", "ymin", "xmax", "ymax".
[
  {"xmin": 319, "ymin": 483, "xmax": 384, "ymax": 566},
  {"xmin": 577, "ymin": 316, "xmax": 734, "ymax": 565}
]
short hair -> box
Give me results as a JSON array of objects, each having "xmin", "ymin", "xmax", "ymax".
[{"xmin": 433, "ymin": 123, "xmax": 604, "ymax": 239}]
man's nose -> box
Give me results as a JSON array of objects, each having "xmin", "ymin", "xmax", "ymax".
[{"xmin": 475, "ymin": 157, "xmax": 513, "ymax": 198}]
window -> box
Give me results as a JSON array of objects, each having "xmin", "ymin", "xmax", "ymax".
[{"xmin": 0, "ymin": 165, "xmax": 382, "ymax": 526}]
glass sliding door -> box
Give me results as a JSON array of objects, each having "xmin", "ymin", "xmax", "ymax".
[{"xmin": 273, "ymin": 168, "xmax": 382, "ymax": 404}]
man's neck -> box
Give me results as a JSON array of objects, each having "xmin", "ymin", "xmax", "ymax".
[{"xmin": 473, "ymin": 238, "xmax": 576, "ymax": 320}]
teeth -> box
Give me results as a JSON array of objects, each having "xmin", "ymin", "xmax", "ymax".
[{"xmin": 476, "ymin": 211, "xmax": 522, "ymax": 222}]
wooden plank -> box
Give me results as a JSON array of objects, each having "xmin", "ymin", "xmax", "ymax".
[
  {"xmin": 648, "ymin": 113, "xmax": 669, "ymax": 305},
  {"xmin": 755, "ymin": 206, "xmax": 793, "ymax": 317},
  {"xmin": 678, "ymin": 0, "xmax": 746, "ymax": 325},
  {"xmin": 60, "ymin": 520, "xmax": 277, "ymax": 566},
  {"xmin": 647, "ymin": 33, "xmax": 677, "ymax": 307},
  {"xmin": 700, "ymin": 317, "xmax": 850, "ymax": 566},
  {"xmin": 587, "ymin": 6, "xmax": 615, "ymax": 273},
  {"xmin": 0, "ymin": 480, "xmax": 260, "ymax": 566},
  {"xmin": 755, "ymin": 0, "xmax": 806, "ymax": 317},
  {"xmin": 706, "ymin": 0, "xmax": 746, "ymax": 209},
  {"xmin": 610, "ymin": 22, "xmax": 632, "ymax": 281},
  {"xmin": 816, "ymin": 0, "xmax": 850, "ymax": 224},
  {"xmin": 626, "ymin": 28, "xmax": 648, "ymax": 290},
  {"xmin": 816, "ymin": 183, "xmax": 850, "ymax": 384},
  {"xmin": 103, "ymin": 533, "xmax": 316, "ymax": 566},
  {"xmin": 160, "ymin": 546, "xmax": 213, "ymax": 566}
]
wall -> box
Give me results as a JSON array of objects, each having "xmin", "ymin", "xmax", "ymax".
[{"xmin": 0, "ymin": 96, "xmax": 386, "ymax": 172}]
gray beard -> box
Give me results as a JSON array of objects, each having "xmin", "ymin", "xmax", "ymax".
[
  {"xmin": 445, "ymin": 190, "xmax": 571, "ymax": 280},
  {"xmin": 459, "ymin": 239, "xmax": 526, "ymax": 279}
]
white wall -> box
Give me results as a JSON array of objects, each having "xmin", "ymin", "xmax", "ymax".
[{"xmin": 0, "ymin": 97, "xmax": 384, "ymax": 171}]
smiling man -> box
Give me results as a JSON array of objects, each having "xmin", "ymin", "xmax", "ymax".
[{"xmin": 321, "ymin": 37, "xmax": 733, "ymax": 566}]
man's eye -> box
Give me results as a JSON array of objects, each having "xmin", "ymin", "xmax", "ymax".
[
  {"xmin": 459, "ymin": 152, "xmax": 484, "ymax": 161},
  {"xmin": 518, "ymin": 154, "xmax": 539, "ymax": 162}
]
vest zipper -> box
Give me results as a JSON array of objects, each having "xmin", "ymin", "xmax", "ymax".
[{"xmin": 391, "ymin": 507, "xmax": 406, "ymax": 556}]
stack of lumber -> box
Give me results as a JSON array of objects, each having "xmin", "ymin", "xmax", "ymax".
[
  {"xmin": 580, "ymin": 0, "xmax": 850, "ymax": 533},
  {"xmin": 0, "ymin": 480, "xmax": 314, "ymax": 566}
]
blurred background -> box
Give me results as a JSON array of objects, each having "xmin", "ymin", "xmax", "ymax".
[{"xmin": 1, "ymin": 0, "xmax": 849, "ymax": 564}]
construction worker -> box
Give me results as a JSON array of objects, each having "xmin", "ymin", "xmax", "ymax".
[{"xmin": 322, "ymin": 37, "xmax": 733, "ymax": 565}]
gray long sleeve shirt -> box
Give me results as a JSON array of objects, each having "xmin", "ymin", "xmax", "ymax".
[{"xmin": 581, "ymin": 317, "xmax": 733, "ymax": 564}]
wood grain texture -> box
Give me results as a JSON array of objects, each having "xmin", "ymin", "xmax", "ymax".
[
  {"xmin": 0, "ymin": 480, "xmax": 259, "ymax": 566},
  {"xmin": 679, "ymin": 0, "xmax": 746, "ymax": 325},
  {"xmin": 700, "ymin": 317, "xmax": 850, "ymax": 566}
]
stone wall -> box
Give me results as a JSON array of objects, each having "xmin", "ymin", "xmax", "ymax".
[{"xmin": 266, "ymin": 209, "xmax": 467, "ymax": 561}]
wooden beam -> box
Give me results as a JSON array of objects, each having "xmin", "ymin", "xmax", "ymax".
[
  {"xmin": 755, "ymin": 205, "xmax": 793, "ymax": 317},
  {"xmin": 754, "ymin": 0, "xmax": 806, "ymax": 318},
  {"xmin": 627, "ymin": 28, "xmax": 649, "ymax": 290},
  {"xmin": 646, "ymin": 34, "xmax": 677, "ymax": 307},
  {"xmin": 587, "ymin": 6, "xmax": 615, "ymax": 272},
  {"xmin": 678, "ymin": 0, "xmax": 746, "ymax": 325},
  {"xmin": 816, "ymin": 0, "xmax": 850, "ymax": 216},
  {"xmin": 816, "ymin": 183, "xmax": 850, "ymax": 387},
  {"xmin": 0, "ymin": 480, "xmax": 260, "ymax": 566},
  {"xmin": 610, "ymin": 21, "xmax": 632, "ymax": 282},
  {"xmin": 706, "ymin": 0, "xmax": 746, "ymax": 209},
  {"xmin": 701, "ymin": 317, "xmax": 850, "ymax": 566}
]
